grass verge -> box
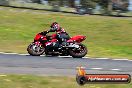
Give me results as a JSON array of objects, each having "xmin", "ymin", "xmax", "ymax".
[
  {"xmin": 0, "ymin": 74, "xmax": 131, "ymax": 88},
  {"xmin": 0, "ymin": 6, "xmax": 132, "ymax": 59}
]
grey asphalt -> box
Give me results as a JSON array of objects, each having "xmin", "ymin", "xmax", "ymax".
[{"xmin": 0, "ymin": 53, "xmax": 132, "ymax": 76}]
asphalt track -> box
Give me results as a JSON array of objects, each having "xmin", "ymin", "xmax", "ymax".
[{"xmin": 0, "ymin": 53, "xmax": 132, "ymax": 76}]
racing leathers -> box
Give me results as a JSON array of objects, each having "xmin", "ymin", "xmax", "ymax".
[{"xmin": 39, "ymin": 27, "xmax": 70, "ymax": 49}]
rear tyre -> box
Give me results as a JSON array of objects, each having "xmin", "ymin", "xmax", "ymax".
[
  {"xmin": 27, "ymin": 43, "xmax": 45, "ymax": 56},
  {"xmin": 69, "ymin": 43, "xmax": 87, "ymax": 58}
]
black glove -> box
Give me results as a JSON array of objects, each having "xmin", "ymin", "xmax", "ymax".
[
  {"xmin": 39, "ymin": 31, "xmax": 48, "ymax": 36},
  {"xmin": 49, "ymin": 28, "xmax": 55, "ymax": 32}
]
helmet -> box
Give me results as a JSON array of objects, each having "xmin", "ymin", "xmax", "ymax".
[{"xmin": 50, "ymin": 22, "xmax": 60, "ymax": 32}]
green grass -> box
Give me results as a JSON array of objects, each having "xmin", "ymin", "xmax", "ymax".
[
  {"xmin": 0, "ymin": 6, "xmax": 132, "ymax": 59},
  {"xmin": 0, "ymin": 74, "xmax": 131, "ymax": 88}
]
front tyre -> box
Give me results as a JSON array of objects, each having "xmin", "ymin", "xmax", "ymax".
[
  {"xmin": 27, "ymin": 43, "xmax": 45, "ymax": 56},
  {"xmin": 76, "ymin": 75, "xmax": 87, "ymax": 85},
  {"xmin": 69, "ymin": 43, "xmax": 87, "ymax": 58}
]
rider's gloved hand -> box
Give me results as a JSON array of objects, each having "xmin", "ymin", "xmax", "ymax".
[
  {"xmin": 49, "ymin": 28, "xmax": 56, "ymax": 32},
  {"xmin": 39, "ymin": 31, "xmax": 48, "ymax": 36}
]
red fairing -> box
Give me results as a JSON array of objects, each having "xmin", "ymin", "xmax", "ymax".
[
  {"xmin": 51, "ymin": 33, "xmax": 57, "ymax": 39},
  {"xmin": 67, "ymin": 35, "xmax": 86, "ymax": 43},
  {"xmin": 34, "ymin": 33, "xmax": 47, "ymax": 41},
  {"xmin": 34, "ymin": 33, "xmax": 42, "ymax": 41},
  {"xmin": 51, "ymin": 39, "xmax": 57, "ymax": 42}
]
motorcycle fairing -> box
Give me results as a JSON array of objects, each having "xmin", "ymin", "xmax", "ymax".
[{"xmin": 67, "ymin": 35, "xmax": 86, "ymax": 43}]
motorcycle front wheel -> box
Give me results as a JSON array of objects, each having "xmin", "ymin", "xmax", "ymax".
[
  {"xmin": 69, "ymin": 43, "xmax": 87, "ymax": 58},
  {"xmin": 27, "ymin": 43, "xmax": 45, "ymax": 56}
]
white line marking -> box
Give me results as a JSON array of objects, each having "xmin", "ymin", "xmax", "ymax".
[
  {"xmin": 111, "ymin": 69, "xmax": 120, "ymax": 71},
  {"xmin": 90, "ymin": 68, "xmax": 103, "ymax": 70},
  {"xmin": 0, "ymin": 52, "xmax": 18, "ymax": 55},
  {"xmin": 40, "ymin": 55, "xmax": 46, "ymax": 56},
  {"xmin": 96, "ymin": 58, "xmax": 109, "ymax": 59},
  {"xmin": 113, "ymin": 59, "xmax": 129, "ymax": 61},
  {"xmin": 82, "ymin": 57, "xmax": 89, "ymax": 58},
  {"xmin": 19, "ymin": 54, "xmax": 29, "ymax": 56},
  {"xmin": 0, "ymin": 52, "xmax": 29, "ymax": 56},
  {"xmin": 128, "ymin": 60, "xmax": 132, "ymax": 61},
  {"xmin": 58, "ymin": 56, "xmax": 72, "ymax": 58}
]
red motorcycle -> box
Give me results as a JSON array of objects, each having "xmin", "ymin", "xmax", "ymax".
[{"xmin": 27, "ymin": 32, "xmax": 87, "ymax": 58}]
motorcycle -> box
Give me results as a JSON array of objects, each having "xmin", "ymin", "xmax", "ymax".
[{"xmin": 27, "ymin": 32, "xmax": 87, "ymax": 58}]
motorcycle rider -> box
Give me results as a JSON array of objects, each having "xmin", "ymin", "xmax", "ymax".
[{"xmin": 39, "ymin": 22, "xmax": 70, "ymax": 49}]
